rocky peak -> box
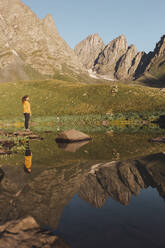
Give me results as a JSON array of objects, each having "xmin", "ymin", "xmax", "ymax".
[
  {"xmin": 42, "ymin": 14, "xmax": 59, "ymax": 36},
  {"xmin": 0, "ymin": 0, "xmax": 84, "ymax": 82},
  {"xmin": 74, "ymin": 33, "xmax": 105, "ymax": 69},
  {"xmin": 146, "ymin": 35, "xmax": 165, "ymax": 72},
  {"xmin": 86, "ymin": 33, "xmax": 104, "ymax": 46},
  {"xmin": 115, "ymin": 44, "xmax": 138, "ymax": 79},
  {"xmin": 154, "ymin": 35, "xmax": 165, "ymax": 57},
  {"xmin": 93, "ymin": 35, "xmax": 128, "ymax": 79}
]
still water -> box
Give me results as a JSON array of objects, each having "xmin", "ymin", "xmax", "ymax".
[{"xmin": 0, "ymin": 130, "xmax": 165, "ymax": 247}]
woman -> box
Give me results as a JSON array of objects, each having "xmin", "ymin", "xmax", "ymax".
[{"xmin": 22, "ymin": 95, "xmax": 31, "ymax": 131}]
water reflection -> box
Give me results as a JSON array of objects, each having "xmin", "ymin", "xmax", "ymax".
[
  {"xmin": 79, "ymin": 153, "xmax": 165, "ymax": 207},
  {"xmin": 1, "ymin": 131, "xmax": 165, "ymax": 247},
  {"xmin": 24, "ymin": 141, "xmax": 32, "ymax": 173},
  {"xmin": 57, "ymin": 140, "xmax": 90, "ymax": 153},
  {"xmin": 0, "ymin": 153, "xmax": 165, "ymax": 230}
]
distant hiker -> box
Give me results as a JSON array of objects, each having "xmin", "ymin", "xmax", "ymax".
[{"xmin": 22, "ymin": 95, "xmax": 31, "ymax": 131}]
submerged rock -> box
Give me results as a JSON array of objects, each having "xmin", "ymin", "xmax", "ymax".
[
  {"xmin": 0, "ymin": 138, "xmax": 14, "ymax": 148},
  {"xmin": 56, "ymin": 129, "xmax": 92, "ymax": 143},
  {"xmin": 14, "ymin": 131, "xmax": 33, "ymax": 136},
  {"xmin": 150, "ymin": 136, "xmax": 165, "ymax": 143},
  {"xmin": 14, "ymin": 131, "xmax": 42, "ymax": 140},
  {"xmin": 0, "ymin": 149, "xmax": 11, "ymax": 155}
]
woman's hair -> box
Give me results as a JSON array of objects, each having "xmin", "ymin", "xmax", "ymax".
[{"xmin": 22, "ymin": 95, "xmax": 29, "ymax": 104}]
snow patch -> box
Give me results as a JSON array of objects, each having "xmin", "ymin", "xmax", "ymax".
[
  {"xmin": 88, "ymin": 69, "xmax": 99, "ymax": 79},
  {"xmin": 11, "ymin": 50, "xmax": 18, "ymax": 56},
  {"xmin": 88, "ymin": 69, "xmax": 114, "ymax": 81}
]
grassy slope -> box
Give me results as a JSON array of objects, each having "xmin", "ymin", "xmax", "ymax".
[{"xmin": 0, "ymin": 79, "xmax": 165, "ymax": 120}]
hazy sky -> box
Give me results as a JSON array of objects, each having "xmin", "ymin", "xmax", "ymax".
[{"xmin": 22, "ymin": 0, "xmax": 165, "ymax": 53}]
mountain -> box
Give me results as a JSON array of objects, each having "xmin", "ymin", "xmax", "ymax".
[
  {"xmin": 74, "ymin": 33, "xmax": 105, "ymax": 70},
  {"xmin": 146, "ymin": 35, "xmax": 165, "ymax": 81},
  {"xmin": 0, "ymin": 0, "xmax": 84, "ymax": 82},
  {"xmin": 0, "ymin": 0, "xmax": 164, "ymax": 84},
  {"xmin": 75, "ymin": 34, "xmax": 165, "ymax": 83},
  {"xmin": 94, "ymin": 35, "xmax": 128, "ymax": 80}
]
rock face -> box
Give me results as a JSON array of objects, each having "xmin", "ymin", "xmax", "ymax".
[
  {"xmin": 149, "ymin": 35, "xmax": 165, "ymax": 67},
  {"xmin": 0, "ymin": 216, "xmax": 70, "ymax": 248},
  {"xmin": 74, "ymin": 34, "xmax": 105, "ymax": 70},
  {"xmin": 145, "ymin": 35, "xmax": 165, "ymax": 81},
  {"xmin": 115, "ymin": 45, "xmax": 138, "ymax": 79},
  {"xmin": 94, "ymin": 35, "xmax": 128, "ymax": 79},
  {"xmin": 75, "ymin": 33, "xmax": 165, "ymax": 82},
  {"xmin": 0, "ymin": 0, "xmax": 83, "ymax": 82},
  {"xmin": 75, "ymin": 33, "xmax": 150, "ymax": 81},
  {"xmin": 0, "ymin": 0, "xmax": 164, "ymax": 83}
]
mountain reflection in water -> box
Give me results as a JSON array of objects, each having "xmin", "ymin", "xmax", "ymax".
[
  {"xmin": 0, "ymin": 130, "xmax": 165, "ymax": 247},
  {"xmin": 0, "ymin": 153, "xmax": 165, "ymax": 229}
]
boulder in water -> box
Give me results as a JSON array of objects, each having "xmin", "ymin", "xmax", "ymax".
[{"xmin": 56, "ymin": 129, "xmax": 92, "ymax": 143}]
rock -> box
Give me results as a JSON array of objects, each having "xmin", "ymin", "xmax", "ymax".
[
  {"xmin": 115, "ymin": 45, "xmax": 138, "ymax": 79},
  {"xmin": 55, "ymin": 129, "xmax": 92, "ymax": 143},
  {"xmin": 147, "ymin": 35, "xmax": 165, "ymax": 70},
  {"xmin": 111, "ymin": 85, "xmax": 119, "ymax": 95},
  {"xmin": 14, "ymin": 131, "xmax": 33, "ymax": 136},
  {"xmin": 0, "ymin": 0, "xmax": 84, "ymax": 83},
  {"xmin": 102, "ymin": 120, "xmax": 109, "ymax": 127},
  {"xmin": 0, "ymin": 216, "xmax": 70, "ymax": 248},
  {"xmin": 0, "ymin": 131, "xmax": 8, "ymax": 136},
  {"xmin": 0, "ymin": 138, "xmax": 14, "ymax": 147},
  {"xmin": 74, "ymin": 33, "xmax": 105, "ymax": 70},
  {"xmin": 29, "ymin": 134, "xmax": 43, "ymax": 140},
  {"xmin": 93, "ymin": 35, "xmax": 128, "ymax": 79},
  {"xmin": 149, "ymin": 136, "xmax": 165, "ymax": 143},
  {"xmin": 44, "ymin": 130, "xmax": 53, "ymax": 134},
  {"xmin": 14, "ymin": 132, "xmax": 42, "ymax": 140},
  {"xmin": 0, "ymin": 149, "xmax": 12, "ymax": 155},
  {"xmin": 128, "ymin": 51, "xmax": 145, "ymax": 77}
]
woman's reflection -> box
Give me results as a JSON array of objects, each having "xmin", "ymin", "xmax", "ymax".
[{"xmin": 24, "ymin": 141, "xmax": 32, "ymax": 173}]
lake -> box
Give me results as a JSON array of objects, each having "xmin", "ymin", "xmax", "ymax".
[{"xmin": 0, "ymin": 128, "xmax": 165, "ymax": 248}]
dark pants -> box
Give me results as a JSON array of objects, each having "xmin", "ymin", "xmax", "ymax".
[{"xmin": 24, "ymin": 113, "xmax": 30, "ymax": 129}]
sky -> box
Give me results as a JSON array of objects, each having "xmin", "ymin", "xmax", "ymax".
[{"xmin": 22, "ymin": 0, "xmax": 165, "ymax": 53}]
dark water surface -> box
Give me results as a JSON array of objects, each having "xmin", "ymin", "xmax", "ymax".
[{"xmin": 0, "ymin": 130, "xmax": 165, "ymax": 247}]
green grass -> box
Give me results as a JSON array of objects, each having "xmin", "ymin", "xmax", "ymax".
[{"xmin": 0, "ymin": 79, "xmax": 165, "ymax": 120}]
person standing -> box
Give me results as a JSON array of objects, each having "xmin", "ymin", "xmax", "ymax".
[{"xmin": 22, "ymin": 95, "xmax": 31, "ymax": 131}]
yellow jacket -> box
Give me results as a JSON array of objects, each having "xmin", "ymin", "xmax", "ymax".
[
  {"xmin": 23, "ymin": 101, "xmax": 31, "ymax": 114},
  {"xmin": 25, "ymin": 153, "xmax": 32, "ymax": 170}
]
